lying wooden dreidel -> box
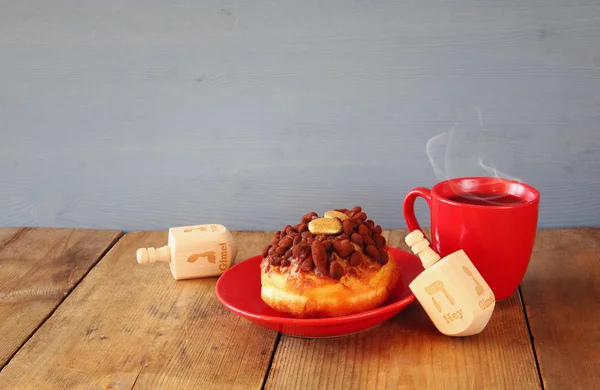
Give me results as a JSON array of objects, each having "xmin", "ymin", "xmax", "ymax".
[
  {"xmin": 136, "ymin": 224, "xmax": 237, "ymax": 280},
  {"xmin": 405, "ymin": 230, "xmax": 496, "ymax": 337}
]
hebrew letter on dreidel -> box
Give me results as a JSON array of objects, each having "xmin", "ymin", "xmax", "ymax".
[
  {"xmin": 462, "ymin": 266, "xmax": 485, "ymax": 296},
  {"xmin": 184, "ymin": 226, "xmax": 210, "ymax": 233},
  {"xmin": 405, "ymin": 230, "xmax": 496, "ymax": 337},
  {"xmin": 187, "ymin": 251, "xmax": 216, "ymax": 264},
  {"xmin": 424, "ymin": 280, "xmax": 455, "ymax": 312}
]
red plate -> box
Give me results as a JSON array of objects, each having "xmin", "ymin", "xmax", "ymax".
[{"xmin": 215, "ymin": 247, "xmax": 422, "ymax": 338}]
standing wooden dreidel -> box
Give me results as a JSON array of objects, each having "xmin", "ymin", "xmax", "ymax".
[
  {"xmin": 405, "ymin": 230, "xmax": 496, "ymax": 337},
  {"xmin": 136, "ymin": 224, "xmax": 237, "ymax": 280}
]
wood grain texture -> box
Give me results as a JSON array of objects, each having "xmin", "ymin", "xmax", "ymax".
[
  {"xmin": 1, "ymin": 1, "xmax": 600, "ymax": 231},
  {"xmin": 0, "ymin": 228, "xmax": 23, "ymax": 245},
  {"xmin": 521, "ymin": 228, "xmax": 600, "ymax": 390},
  {"xmin": 0, "ymin": 227, "xmax": 122, "ymax": 368},
  {"xmin": 264, "ymin": 229, "xmax": 541, "ymax": 390},
  {"xmin": 0, "ymin": 230, "xmax": 278, "ymax": 390}
]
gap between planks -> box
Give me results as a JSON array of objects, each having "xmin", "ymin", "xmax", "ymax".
[
  {"xmin": 518, "ymin": 287, "xmax": 545, "ymax": 390},
  {"xmin": 260, "ymin": 333, "xmax": 282, "ymax": 390},
  {"xmin": 0, "ymin": 230, "xmax": 123, "ymax": 372}
]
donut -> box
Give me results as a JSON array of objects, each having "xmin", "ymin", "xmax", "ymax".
[{"xmin": 259, "ymin": 207, "xmax": 399, "ymax": 318}]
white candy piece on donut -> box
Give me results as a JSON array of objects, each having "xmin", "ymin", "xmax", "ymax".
[{"xmin": 324, "ymin": 210, "xmax": 350, "ymax": 221}]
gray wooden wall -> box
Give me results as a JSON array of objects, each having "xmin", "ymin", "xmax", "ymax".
[{"xmin": 1, "ymin": 1, "xmax": 599, "ymax": 232}]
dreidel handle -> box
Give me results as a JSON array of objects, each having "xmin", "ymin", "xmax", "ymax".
[
  {"xmin": 405, "ymin": 230, "xmax": 441, "ymax": 269},
  {"xmin": 137, "ymin": 246, "xmax": 171, "ymax": 264}
]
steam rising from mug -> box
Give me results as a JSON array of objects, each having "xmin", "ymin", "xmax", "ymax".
[{"xmin": 425, "ymin": 108, "xmax": 523, "ymax": 204}]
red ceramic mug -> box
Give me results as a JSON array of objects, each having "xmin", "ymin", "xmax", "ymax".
[{"xmin": 403, "ymin": 177, "xmax": 540, "ymax": 301}]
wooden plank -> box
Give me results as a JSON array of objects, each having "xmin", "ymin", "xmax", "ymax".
[
  {"xmin": 521, "ymin": 228, "xmax": 600, "ymax": 389},
  {"xmin": 0, "ymin": 231, "xmax": 278, "ymax": 389},
  {"xmin": 264, "ymin": 229, "xmax": 541, "ymax": 390},
  {"xmin": 0, "ymin": 227, "xmax": 121, "ymax": 369},
  {"xmin": 0, "ymin": 228, "xmax": 23, "ymax": 246}
]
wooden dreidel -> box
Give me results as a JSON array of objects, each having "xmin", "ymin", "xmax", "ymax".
[
  {"xmin": 405, "ymin": 230, "xmax": 496, "ymax": 337},
  {"xmin": 136, "ymin": 224, "xmax": 237, "ymax": 280}
]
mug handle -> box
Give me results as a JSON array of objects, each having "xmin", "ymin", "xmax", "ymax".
[{"xmin": 403, "ymin": 187, "xmax": 432, "ymax": 235}]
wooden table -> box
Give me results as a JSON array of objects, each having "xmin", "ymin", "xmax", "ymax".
[{"xmin": 0, "ymin": 227, "xmax": 598, "ymax": 389}]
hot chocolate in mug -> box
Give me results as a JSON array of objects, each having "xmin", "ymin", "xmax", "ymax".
[{"xmin": 403, "ymin": 177, "xmax": 540, "ymax": 301}]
